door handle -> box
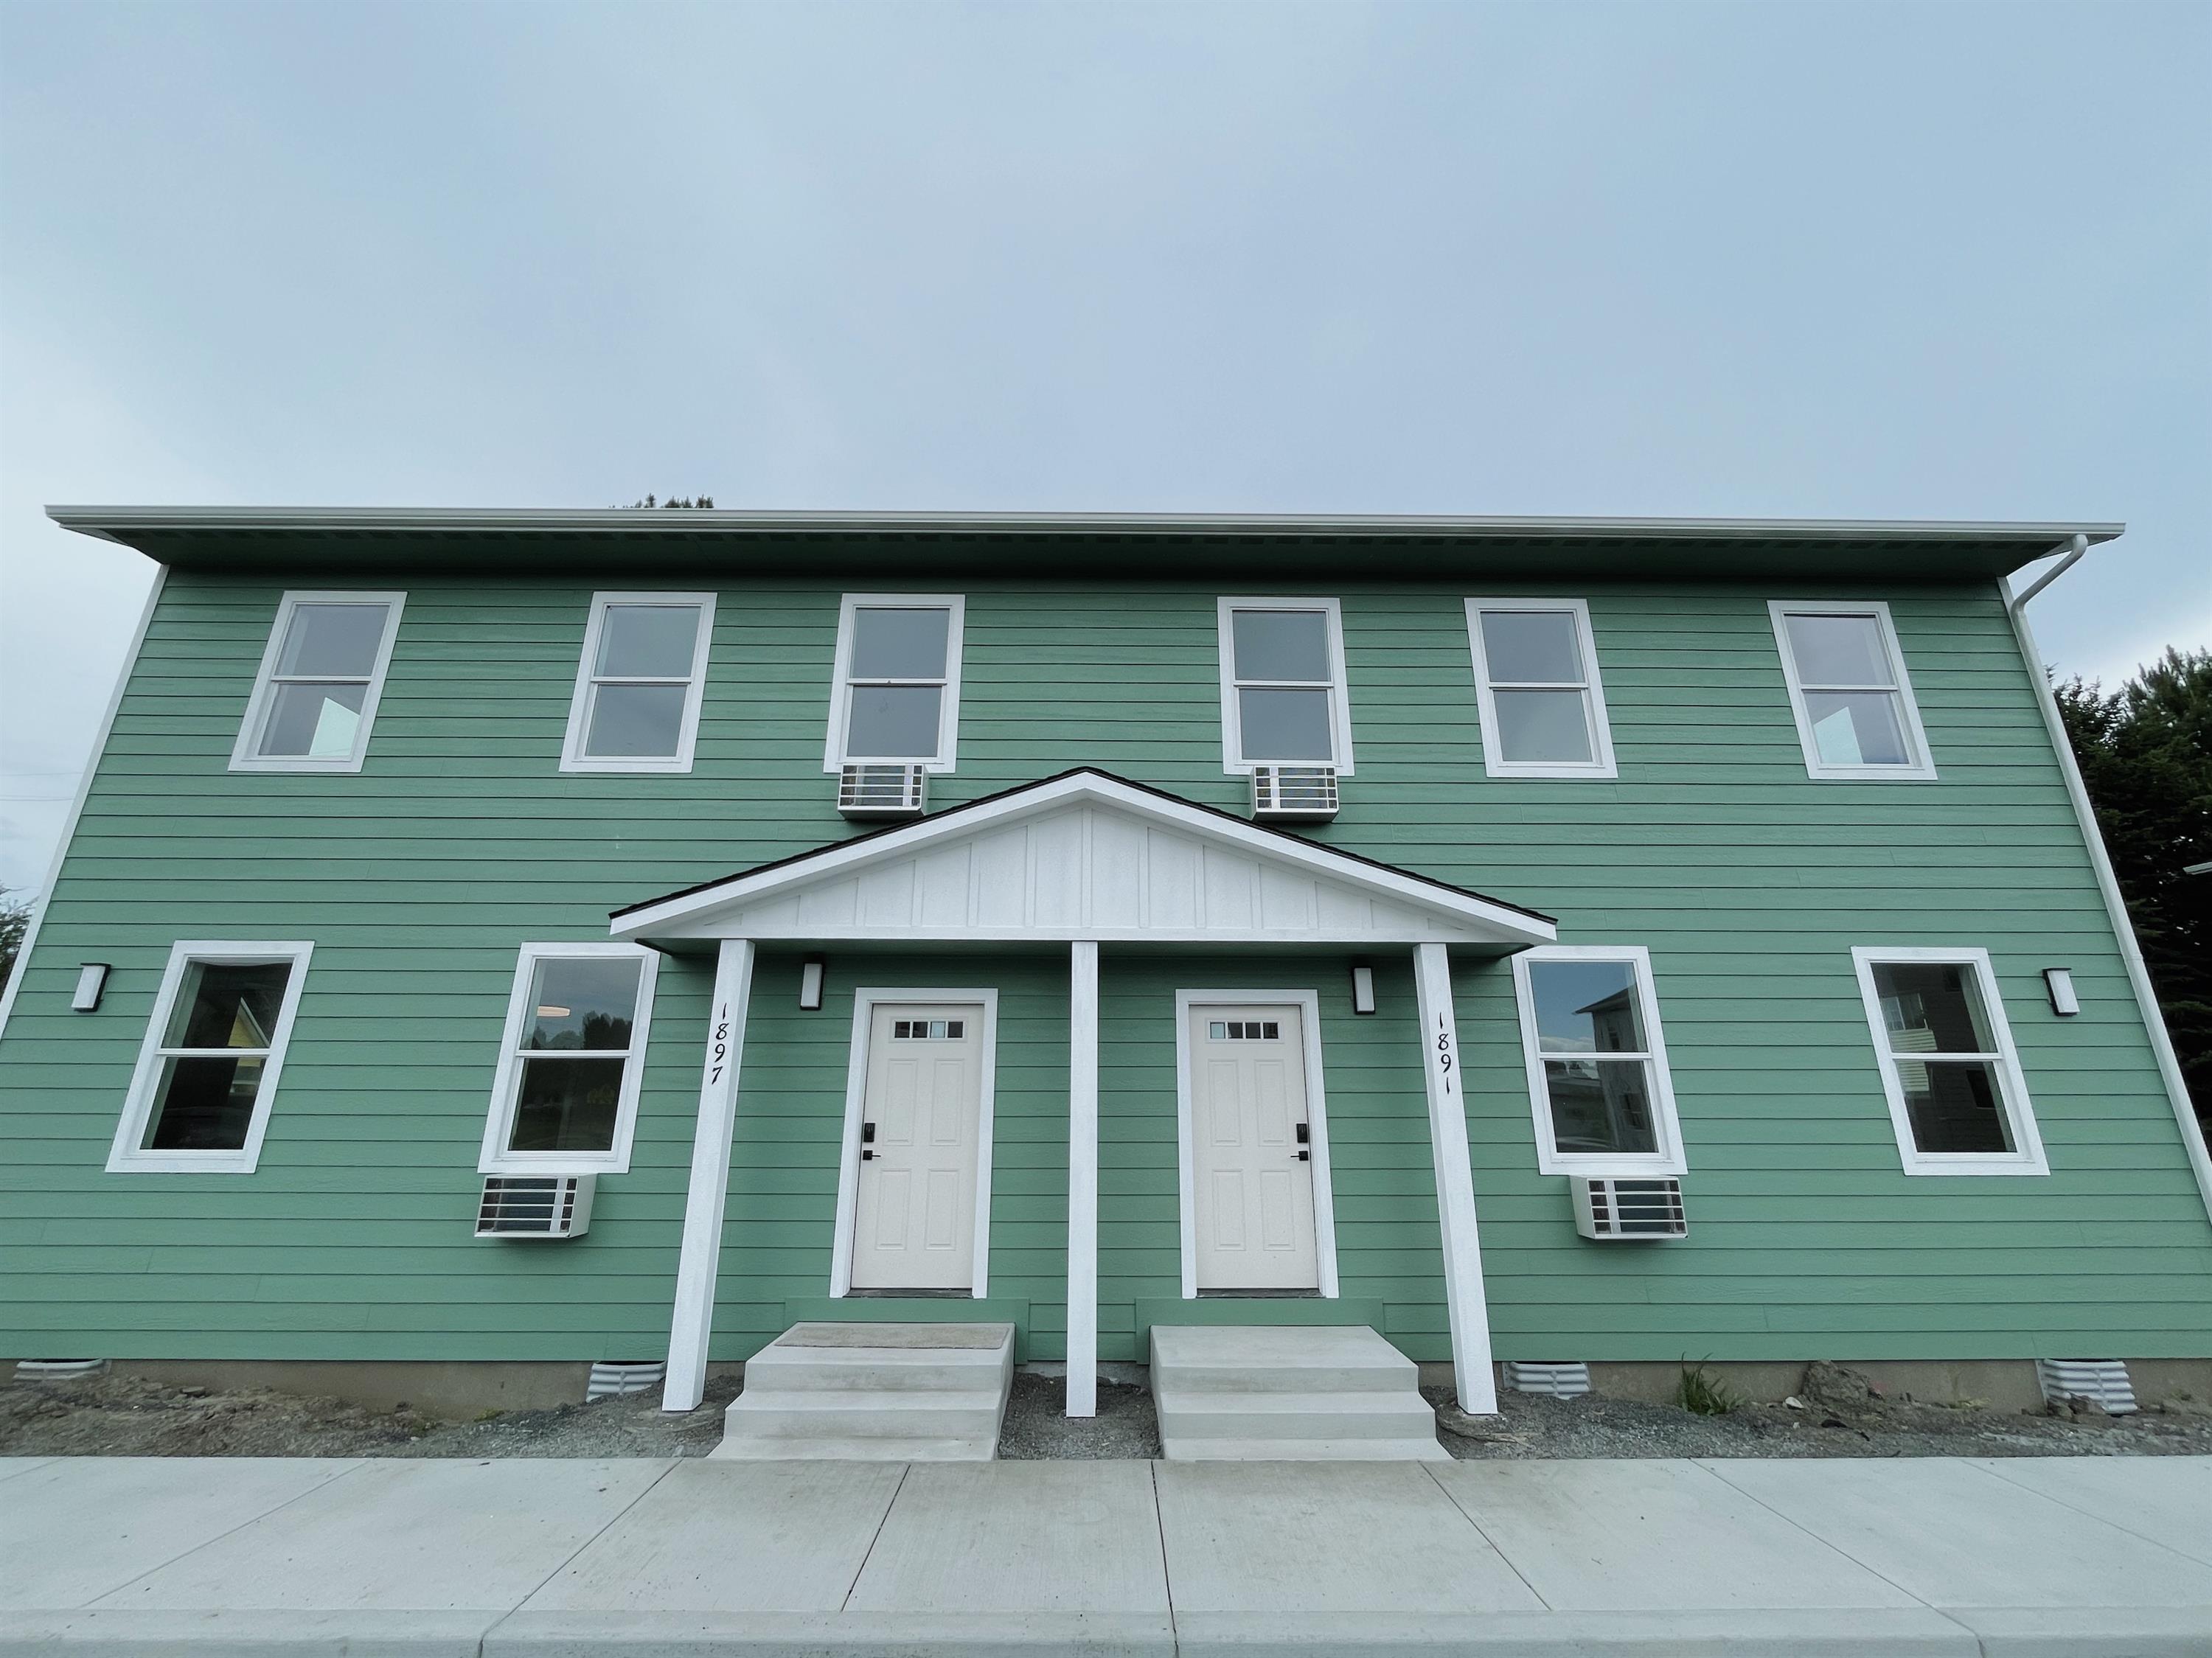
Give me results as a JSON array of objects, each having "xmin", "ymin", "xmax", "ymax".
[
  {"xmin": 1295, "ymin": 1149, "xmax": 1310, "ymax": 1162},
  {"xmin": 862, "ymin": 1149, "xmax": 875, "ymax": 1161}
]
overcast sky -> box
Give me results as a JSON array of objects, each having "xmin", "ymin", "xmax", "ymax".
[{"xmin": 2, "ymin": 1, "xmax": 2207, "ymax": 894}]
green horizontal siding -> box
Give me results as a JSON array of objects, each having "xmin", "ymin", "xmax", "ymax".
[{"xmin": 1, "ymin": 568, "xmax": 2207, "ymax": 1365}]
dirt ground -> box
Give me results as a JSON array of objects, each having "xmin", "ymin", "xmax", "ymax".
[{"xmin": 4, "ymin": 1362, "xmax": 2208, "ymax": 1460}]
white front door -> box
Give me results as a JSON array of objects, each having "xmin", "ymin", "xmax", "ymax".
[
  {"xmin": 849, "ymin": 1003, "xmax": 986, "ymax": 1292},
  {"xmin": 1189, "ymin": 1004, "xmax": 1320, "ymax": 1292}
]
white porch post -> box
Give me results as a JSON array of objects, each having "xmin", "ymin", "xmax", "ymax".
[
  {"xmin": 1066, "ymin": 940, "xmax": 1100, "ymax": 1418},
  {"xmin": 661, "ymin": 938, "xmax": 756, "ymax": 1413},
  {"xmin": 1413, "ymin": 941, "xmax": 1499, "ymax": 1415}
]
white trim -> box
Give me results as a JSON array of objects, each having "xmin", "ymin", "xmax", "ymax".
[
  {"xmin": 1067, "ymin": 941, "xmax": 1100, "ymax": 1418},
  {"xmin": 1768, "ymin": 599, "xmax": 1936, "ymax": 781},
  {"xmin": 106, "ymin": 939, "xmax": 313, "ymax": 1174},
  {"xmin": 229, "ymin": 591, "xmax": 406, "ymax": 773},
  {"xmin": 1413, "ymin": 941, "xmax": 1497, "ymax": 1415},
  {"xmin": 1510, "ymin": 944, "xmax": 1687, "ymax": 1178},
  {"xmin": 1464, "ymin": 598, "xmax": 1618, "ymax": 779},
  {"xmin": 1172, "ymin": 988, "xmax": 1341, "ymax": 1300},
  {"xmin": 1850, "ymin": 946, "xmax": 2048, "ymax": 1177},
  {"xmin": 477, "ymin": 942, "xmax": 661, "ymax": 1176},
  {"xmin": 1215, "ymin": 596, "xmax": 1356, "ymax": 776},
  {"xmin": 664, "ymin": 938, "xmax": 755, "ymax": 1412},
  {"xmin": 2005, "ymin": 575, "xmax": 2212, "ymax": 1222},
  {"xmin": 0, "ymin": 569, "xmax": 165, "ymax": 1044},
  {"xmin": 821, "ymin": 593, "xmax": 967, "ymax": 773},
  {"xmin": 559, "ymin": 592, "xmax": 716, "ymax": 774},
  {"xmin": 612, "ymin": 771, "xmax": 1551, "ymax": 946},
  {"xmin": 828, "ymin": 986, "xmax": 1000, "ymax": 1299}
]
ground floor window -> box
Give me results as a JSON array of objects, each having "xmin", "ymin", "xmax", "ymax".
[
  {"xmin": 1850, "ymin": 947, "xmax": 2047, "ymax": 1175},
  {"xmin": 479, "ymin": 943, "xmax": 660, "ymax": 1175},
  {"xmin": 108, "ymin": 941, "xmax": 314, "ymax": 1174},
  {"xmin": 1511, "ymin": 944, "xmax": 1686, "ymax": 1177}
]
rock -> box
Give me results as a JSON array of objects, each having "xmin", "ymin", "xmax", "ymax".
[
  {"xmin": 1783, "ymin": 1396, "xmax": 1806, "ymax": 1411},
  {"xmin": 2156, "ymin": 1398, "xmax": 2212, "ymax": 1418},
  {"xmin": 1436, "ymin": 1401, "xmax": 1512, "ymax": 1439},
  {"xmin": 178, "ymin": 1385, "xmax": 207, "ymax": 1398},
  {"xmin": 1801, "ymin": 1362, "xmax": 1882, "ymax": 1412}
]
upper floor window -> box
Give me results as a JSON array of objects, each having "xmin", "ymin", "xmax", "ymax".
[
  {"xmin": 1464, "ymin": 599, "xmax": 1617, "ymax": 778},
  {"xmin": 561, "ymin": 593, "xmax": 716, "ymax": 773},
  {"xmin": 1770, "ymin": 601, "xmax": 1934, "ymax": 780},
  {"xmin": 824, "ymin": 595, "xmax": 965, "ymax": 771},
  {"xmin": 108, "ymin": 941, "xmax": 313, "ymax": 1174},
  {"xmin": 1850, "ymin": 947, "xmax": 2046, "ymax": 1175},
  {"xmin": 479, "ymin": 943, "xmax": 660, "ymax": 1175},
  {"xmin": 1511, "ymin": 945, "xmax": 1685, "ymax": 1177},
  {"xmin": 1216, "ymin": 597, "xmax": 1354, "ymax": 774},
  {"xmin": 231, "ymin": 593, "xmax": 404, "ymax": 773}
]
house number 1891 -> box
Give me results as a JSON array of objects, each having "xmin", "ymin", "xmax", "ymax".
[{"xmin": 1433, "ymin": 1013, "xmax": 1455, "ymax": 1095}]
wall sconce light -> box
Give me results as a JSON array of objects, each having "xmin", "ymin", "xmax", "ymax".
[
  {"xmin": 2042, "ymin": 967, "xmax": 2079, "ymax": 1017},
  {"xmin": 72, "ymin": 964, "xmax": 111, "ymax": 1012},
  {"xmin": 1350, "ymin": 964, "xmax": 1376, "ymax": 1016},
  {"xmin": 799, "ymin": 957, "xmax": 826, "ymax": 1011}
]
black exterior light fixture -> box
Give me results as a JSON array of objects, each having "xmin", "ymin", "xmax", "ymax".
[
  {"xmin": 1350, "ymin": 964, "xmax": 1377, "ymax": 1015},
  {"xmin": 799, "ymin": 957, "xmax": 826, "ymax": 1011},
  {"xmin": 2042, "ymin": 967, "xmax": 2079, "ymax": 1017},
  {"xmin": 72, "ymin": 964, "xmax": 111, "ymax": 1011}
]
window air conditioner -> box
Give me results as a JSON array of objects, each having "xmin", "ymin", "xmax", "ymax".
[
  {"xmin": 1251, "ymin": 764, "xmax": 1339, "ymax": 823},
  {"xmin": 839, "ymin": 763, "xmax": 927, "ymax": 819},
  {"xmin": 1571, "ymin": 1177, "xmax": 1686, "ymax": 1240},
  {"xmin": 476, "ymin": 1175, "xmax": 594, "ymax": 1239}
]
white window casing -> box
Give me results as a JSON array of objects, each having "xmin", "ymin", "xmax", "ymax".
[
  {"xmin": 1216, "ymin": 597, "xmax": 1354, "ymax": 776},
  {"xmin": 560, "ymin": 593, "xmax": 716, "ymax": 773},
  {"xmin": 479, "ymin": 943, "xmax": 661, "ymax": 1176},
  {"xmin": 821, "ymin": 594, "xmax": 967, "ymax": 773},
  {"xmin": 230, "ymin": 592, "xmax": 406, "ymax": 773},
  {"xmin": 1512, "ymin": 944, "xmax": 1686, "ymax": 1178},
  {"xmin": 1850, "ymin": 946, "xmax": 2048, "ymax": 1177},
  {"xmin": 108, "ymin": 941, "xmax": 315, "ymax": 1174},
  {"xmin": 1769, "ymin": 600, "xmax": 1935, "ymax": 780},
  {"xmin": 1464, "ymin": 598, "xmax": 1618, "ymax": 779}
]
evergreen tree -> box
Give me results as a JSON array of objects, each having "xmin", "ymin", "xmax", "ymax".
[{"xmin": 0, "ymin": 891, "xmax": 28, "ymax": 997}]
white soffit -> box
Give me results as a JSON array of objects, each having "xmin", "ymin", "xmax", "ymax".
[{"xmin": 612, "ymin": 771, "xmax": 1554, "ymax": 947}]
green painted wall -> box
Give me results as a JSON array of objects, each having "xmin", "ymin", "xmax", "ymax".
[{"xmin": 2, "ymin": 565, "xmax": 2208, "ymax": 1365}]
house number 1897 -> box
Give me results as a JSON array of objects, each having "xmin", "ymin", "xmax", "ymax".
[{"xmin": 708, "ymin": 1003, "xmax": 730, "ymax": 1086}]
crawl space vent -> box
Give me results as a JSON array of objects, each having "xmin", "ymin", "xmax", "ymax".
[
  {"xmin": 2035, "ymin": 1359, "xmax": 2136, "ymax": 1415},
  {"xmin": 588, "ymin": 1361, "xmax": 668, "ymax": 1400},
  {"xmin": 1504, "ymin": 1362, "xmax": 1591, "ymax": 1398}
]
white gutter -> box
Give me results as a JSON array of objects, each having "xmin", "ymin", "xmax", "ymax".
[{"xmin": 2003, "ymin": 534, "xmax": 2212, "ymax": 1223}]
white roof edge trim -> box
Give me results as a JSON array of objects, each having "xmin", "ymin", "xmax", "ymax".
[
  {"xmin": 608, "ymin": 772, "xmax": 1556, "ymax": 944},
  {"xmin": 46, "ymin": 505, "xmax": 2126, "ymax": 546}
]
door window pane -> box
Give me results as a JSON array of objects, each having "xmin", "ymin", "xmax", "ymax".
[
  {"xmin": 846, "ymin": 685, "xmax": 945, "ymax": 759},
  {"xmin": 595, "ymin": 605, "xmax": 701, "ymax": 678},
  {"xmin": 1237, "ymin": 687, "xmax": 1334, "ymax": 761},
  {"xmin": 1785, "ymin": 613, "xmax": 1890, "ymax": 686},
  {"xmin": 1527, "ymin": 960, "xmax": 1645, "ymax": 1053},
  {"xmin": 1896, "ymin": 1059, "xmax": 2014, "ymax": 1154},
  {"xmin": 260, "ymin": 682, "xmax": 367, "ymax": 758},
  {"xmin": 508, "ymin": 1057, "xmax": 627, "ymax": 1151},
  {"xmin": 584, "ymin": 683, "xmax": 689, "ymax": 757},
  {"xmin": 1480, "ymin": 610, "xmax": 1582, "ymax": 684},
  {"xmin": 851, "ymin": 607, "xmax": 950, "ymax": 680},
  {"xmin": 142, "ymin": 1054, "xmax": 268, "ymax": 1150},
  {"xmin": 163, "ymin": 961, "xmax": 290, "ymax": 1049},
  {"xmin": 1231, "ymin": 610, "xmax": 1330, "ymax": 682},
  {"xmin": 275, "ymin": 603, "xmax": 389, "ymax": 678},
  {"xmin": 1806, "ymin": 691, "xmax": 1908, "ymax": 766},
  {"xmin": 524, "ymin": 958, "xmax": 641, "ymax": 1051},
  {"xmin": 1543, "ymin": 1059, "xmax": 1658, "ymax": 1155},
  {"xmin": 1873, "ymin": 961, "xmax": 1997, "ymax": 1054},
  {"xmin": 1492, "ymin": 689, "xmax": 1594, "ymax": 764}
]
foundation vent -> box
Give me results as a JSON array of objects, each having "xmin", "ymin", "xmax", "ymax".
[
  {"xmin": 1504, "ymin": 1362, "xmax": 1591, "ymax": 1398},
  {"xmin": 14, "ymin": 1359, "xmax": 111, "ymax": 1381},
  {"xmin": 1571, "ymin": 1177, "xmax": 1686, "ymax": 1240},
  {"xmin": 588, "ymin": 1360, "xmax": 668, "ymax": 1401},
  {"xmin": 1251, "ymin": 764, "xmax": 1339, "ymax": 823},
  {"xmin": 2036, "ymin": 1359, "xmax": 2136, "ymax": 1415},
  {"xmin": 839, "ymin": 763, "xmax": 927, "ymax": 819},
  {"xmin": 476, "ymin": 1175, "xmax": 595, "ymax": 1239}
]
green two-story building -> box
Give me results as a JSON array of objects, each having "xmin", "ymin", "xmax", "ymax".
[{"xmin": 3, "ymin": 507, "xmax": 2207, "ymax": 1421}]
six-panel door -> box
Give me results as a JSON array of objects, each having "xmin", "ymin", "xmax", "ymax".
[
  {"xmin": 1189, "ymin": 1004, "xmax": 1320, "ymax": 1292},
  {"xmin": 849, "ymin": 1003, "xmax": 985, "ymax": 1291}
]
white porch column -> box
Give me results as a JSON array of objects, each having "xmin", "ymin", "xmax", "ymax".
[
  {"xmin": 661, "ymin": 938, "xmax": 757, "ymax": 1413},
  {"xmin": 1066, "ymin": 940, "xmax": 1100, "ymax": 1418},
  {"xmin": 1413, "ymin": 941, "xmax": 1499, "ymax": 1415}
]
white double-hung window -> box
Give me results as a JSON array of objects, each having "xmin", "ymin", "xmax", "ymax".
[
  {"xmin": 1465, "ymin": 599, "xmax": 1616, "ymax": 778},
  {"xmin": 232, "ymin": 592, "xmax": 405, "ymax": 771},
  {"xmin": 1851, "ymin": 947, "xmax": 2045, "ymax": 1175},
  {"xmin": 480, "ymin": 944, "xmax": 661, "ymax": 1175},
  {"xmin": 1511, "ymin": 945, "xmax": 1685, "ymax": 1176},
  {"xmin": 561, "ymin": 593, "xmax": 716, "ymax": 772},
  {"xmin": 109, "ymin": 941, "xmax": 314, "ymax": 1174},
  {"xmin": 1216, "ymin": 598, "xmax": 1354, "ymax": 773},
  {"xmin": 824, "ymin": 595, "xmax": 965, "ymax": 770},
  {"xmin": 1770, "ymin": 601, "xmax": 1934, "ymax": 779}
]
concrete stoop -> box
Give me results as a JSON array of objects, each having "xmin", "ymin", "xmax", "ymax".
[
  {"xmin": 712, "ymin": 1321, "xmax": 1015, "ymax": 1461},
  {"xmin": 1151, "ymin": 1323, "xmax": 1447, "ymax": 1460}
]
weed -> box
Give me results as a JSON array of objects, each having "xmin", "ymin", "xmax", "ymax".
[{"xmin": 1675, "ymin": 1359, "xmax": 1741, "ymax": 1417}]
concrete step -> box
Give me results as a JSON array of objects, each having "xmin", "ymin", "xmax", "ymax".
[
  {"xmin": 723, "ymin": 1390, "xmax": 1006, "ymax": 1440},
  {"xmin": 741, "ymin": 1346, "xmax": 1010, "ymax": 1393},
  {"xmin": 708, "ymin": 1433, "xmax": 995, "ymax": 1462},
  {"xmin": 1158, "ymin": 1389, "xmax": 1441, "ymax": 1442},
  {"xmin": 1151, "ymin": 1323, "xmax": 1420, "ymax": 1394},
  {"xmin": 713, "ymin": 1321, "xmax": 1015, "ymax": 1462},
  {"xmin": 1162, "ymin": 1435, "xmax": 1453, "ymax": 1461},
  {"xmin": 1152, "ymin": 1323, "xmax": 1444, "ymax": 1461}
]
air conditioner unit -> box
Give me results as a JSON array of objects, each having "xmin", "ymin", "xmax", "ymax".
[
  {"xmin": 476, "ymin": 1175, "xmax": 594, "ymax": 1239},
  {"xmin": 1251, "ymin": 764, "xmax": 1339, "ymax": 823},
  {"xmin": 1571, "ymin": 1177, "xmax": 1686, "ymax": 1241},
  {"xmin": 839, "ymin": 762, "xmax": 927, "ymax": 819}
]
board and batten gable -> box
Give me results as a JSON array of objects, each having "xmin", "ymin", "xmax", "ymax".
[{"xmin": 1, "ymin": 551, "xmax": 2208, "ymax": 1368}]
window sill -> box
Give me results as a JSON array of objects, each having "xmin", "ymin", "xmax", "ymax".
[
  {"xmin": 479, "ymin": 1154, "xmax": 631, "ymax": 1178},
  {"xmin": 1896, "ymin": 1155, "xmax": 2051, "ymax": 1177},
  {"xmin": 1536, "ymin": 1154, "xmax": 1688, "ymax": 1180},
  {"xmin": 107, "ymin": 1152, "xmax": 262, "ymax": 1175},
  {"xmin": 228, "ymin": 756, "xmax": 368, "ymax": 775}
]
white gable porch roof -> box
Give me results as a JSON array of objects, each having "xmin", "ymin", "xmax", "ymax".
[{"xmin": 611, "ymin": 770, "xmax": 1554, "ymax": 949}]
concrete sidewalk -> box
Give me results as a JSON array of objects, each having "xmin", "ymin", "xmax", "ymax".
[{"xmin": 1, "ymin": 1454, "xmax": 2207, "ymax": 1656}]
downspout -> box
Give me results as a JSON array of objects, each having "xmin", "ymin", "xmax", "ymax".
[{"xmin": 2003, "ymin": 534, "xmax": 2212, "ymax": 1223}]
